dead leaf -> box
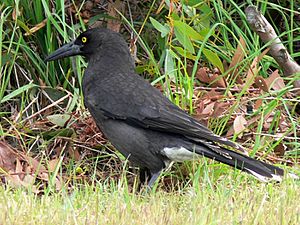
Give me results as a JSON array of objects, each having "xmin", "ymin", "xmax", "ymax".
[
  {"xmin": 22, "ymin": 155, "xmax": 47, "ymax": 173},
  {"xmin": 6, "ymin": 158, "xmax": 23, "ymax": 188},
  {"xmin": 107, "ymin": 0, "xmax": 124, "ymax": 32},
  {"xmin": 202, "ymin": 102, "xmax": 216, "ymax": 115},
  {"xmin": 39, "ymin": 172, "xmax": 50, "ymax": 181},
  {"xmin": 0, "ymin": 141, "xmax": 18, "ymax": 172},
  {"xmin": 245, "ymin": 57, "xmax": 260, "ymax": 85},
  {"xmin": 245, "ymin": 49, "xmax": 269, "ymax": 86},
  {"xmin": 262, "ymin": 114, "xmax": 272, "ymax": 130},
  {"xmin": 274, "ymin": 142, "xmax": 286, "ymax": 156},
  {"xmin": 15, "ymin": 157, "xmax": 23, "ymax": 172},
  {"xmin": 254, "ymin": 99, "xmax": 263, "ymax": 110},
  {"xmin": 213, "ymin": 102, "xmax": 231, "ymax": 117},
  {"xmin": 265, "ymin": 70, "xmax": 285, "ymax": 91},
  {"xmin": 197, "ymin": 100, "xmax": 205, "ymax": 114},
  {"xmin": 55, "ymin": 176, "xmax": 63, "ymax": 191},
  {"xmin": 25, "ymin": 19, "xmax": 47, "ymax": 36},
  {"xmin": 204, "ymin": 89, "xmax": 224, "ymax": 100},
  {"xmin": 254, "ymin": 76, "xmax": 269, "ymax": 92},
  {"xmin": 68, "ymin": 148, "xmax": 81, "ymax": 161},
  {"xmin": 228, "ymin": 36, "xmax": 246, "ymax": 83},
  {"xmin": 6, "ymin": 158, "xmax": 39, "ymax": 192},
  {"xmin": 226, "ymin": 126, "xmax": 234, "ymax": 138},
  {"xmin": 48, "ymin": 158, "xmax": 60, "ymax": 173},
  {"xmin": 196, "ymin": 67, "xmax": 227, "ymax": 88},
  {"xmin": 22, "ymin": 174, "xmax": 35, "ymax": 187},
  {"xmin": 233, "ymin": 115, "xmax": 247, "ymax": 138},
  {"xmin": 12, "ymin": 8, "xmax": 20, "ymax": 21},
  {"xmin": 196, "ymin": 67, "xmax": 208, "ymax": 81}
]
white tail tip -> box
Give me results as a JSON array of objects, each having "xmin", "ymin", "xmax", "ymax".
[
  {"xmin": 287, "ymin": 173, "xmax": 299, "ymax": 179},
  {"xmin": 246, "ymin": 169, "xmax": 299, "ymax": 182}
]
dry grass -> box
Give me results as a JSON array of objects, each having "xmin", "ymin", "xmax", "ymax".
[{"xmin": 0, "ymin": 172, "xmax": 299, "ymax": 225}]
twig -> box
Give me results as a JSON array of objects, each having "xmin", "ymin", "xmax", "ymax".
[
  {"xmin": 252, "ymin": 132, "xmax": 300, "ymax": 140},
  {"xmin": 194, "ymin": 86, "xmax": 261, "ymax": 92},
  {"xmin": 245, "ymin": 6, "xmax": 300, "ymax": 90},
  {"xmin": 20, "ymin": 93, "xmax": 71, "ymax": 123}
]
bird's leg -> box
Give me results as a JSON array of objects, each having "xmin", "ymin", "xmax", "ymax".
[
  {"xmin": 147, "ymin": 170, "xmax": 163, "ymax": 188},
  {"xmin": 138, "ymin": 168, "xmax": 162, "ymax": 190}
]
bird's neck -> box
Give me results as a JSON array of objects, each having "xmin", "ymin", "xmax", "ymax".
[
  {"xmin": 83, "ymin": 48, "xmax": 135, "ymax": 92},
  {"xmin": 88, "ymin": 47, "xmax": 135, "ymax": 75}
]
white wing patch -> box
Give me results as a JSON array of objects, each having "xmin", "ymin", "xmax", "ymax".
[{"xmin": 162, "ymin": 147, "xmax": 200, "ymax": 162}]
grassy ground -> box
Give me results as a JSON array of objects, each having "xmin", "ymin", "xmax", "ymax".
[
  {"xmin": 0, "ymin": 174, "xmax": 299, "ymax": 225},
  {"xmin": 1, "ymin": 1, "xmax": 300, "ymax": 224}
]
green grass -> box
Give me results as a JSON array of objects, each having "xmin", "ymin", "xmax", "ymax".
[{"xmin": 0, "ymin": 174, "xmax": 299, "ymax": 225}]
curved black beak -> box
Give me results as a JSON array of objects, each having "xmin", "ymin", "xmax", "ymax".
[{"xmin": 45, "ymin": 40, "xmax": 82, "ymax": 62}]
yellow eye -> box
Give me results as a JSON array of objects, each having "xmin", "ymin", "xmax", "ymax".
[{"xmin": 82, "ymin": 37, "xmax": 87, "ymax": 43}]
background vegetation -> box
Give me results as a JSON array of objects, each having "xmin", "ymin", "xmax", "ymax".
[{"xmin": 0, "ymin": 0, "xmax": 299, "ymax": 224}]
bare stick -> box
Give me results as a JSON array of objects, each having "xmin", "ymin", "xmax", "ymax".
[{"xmin": 245, "ymin": 6, "xmax": 300, "ymax": 89}]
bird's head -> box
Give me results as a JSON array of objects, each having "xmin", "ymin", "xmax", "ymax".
[{"xmin": 45, "ymin": 28, "xmax": 126, "ymax": 62}]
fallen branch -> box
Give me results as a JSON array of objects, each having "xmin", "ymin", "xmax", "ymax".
[{"xmin": 245, "ymin": 6, "xmax": 300, "ymax": 90}]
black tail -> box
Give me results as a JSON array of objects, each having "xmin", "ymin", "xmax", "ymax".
[{"xmin": 195, "ymin": 144, "xmax": 291, "ymax": 181}]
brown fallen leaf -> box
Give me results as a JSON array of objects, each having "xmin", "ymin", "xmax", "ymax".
[
  {"xmin": 254, "ymin": 76, "xmax": 269, "ymax": 92},
  {"xmin": 245, "ymin": 48, "xmax": 269, "ymax": 86},
  {"xmin": 6, "ymin": 158, "xmax": 39, "ymax": 193},
  {"xmin": 22, "ymin": 174, "xmax": 36, "ymax": 187},
  {"xmin": 233, "ymin": 115, "xmax": 247, "ymax": 138},
  {"xmin": 12, "ymin": 7, "xmax": 21, "ymax": 21},
  {"xmin": 55, "ymin": 176, "xmax": 63, "ymax": 191},
  {"xmin": 228, "ymin": 36, "xmax": 246, "ymax": 84},
  {"xmin": 25, "ymin": 19, "xmax": 47, "ymax": 36},
  {"xmin": 245, "ymin": 57, "xmax": 260, "ymax": 86},
  {"xmin": 6, "ymin": 158, "xmax": 23, "ymax": 188},
  {"xmin": 0, "ymin": 141, "xmax": 18, "ymax": 172},
  {"xmin": 22, "ymin": 155, "xmax": 47, "ymax": 174},
  {"xmin": 226, "ymin": 126, "xmax": 234, "ymax": 138},
  {"xmin": 197, "ymin": 100, "xmax": 205, "ymax": 115},
  {"xmin": 48, "ymin": 158, "xmax": 60, "ymax": 173},
  {"xmin": 201, "ymin": 102, "xmax": 216, "ymax": 116},
  {"xmin": 265, "ymin": 70, "xmax": 285, "ymax": 91},
  {"xmin": 274, "ymin": 142, "xmax": 286, "ymax": 156},
  {"xmin": 107, "ymin": 0, "xmax": 124, "ymax": 32},
  {"xmin": 196, "ymin": 67, "xmax": 227, "ymax": 88},
  {"xmin": 213, "ymin": 102, "xmax": 231, "ymax": 117},
  {"xmin": 254, "ymin": 99, "xmax": 263, "ymax": 110},
  {"xmin": 68, "ymin": 147, "xmax": 81, "ymax": 161},
  {"xmin": 203, "ymin": 89, "xmax": 224, "ymax": 100}
]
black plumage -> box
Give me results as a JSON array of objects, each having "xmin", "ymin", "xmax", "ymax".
[{"xmin": 45, "ymin": 28, "xmax": 294, "ymax": 186}]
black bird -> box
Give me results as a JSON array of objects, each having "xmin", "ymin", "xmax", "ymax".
[{"xmin": 45, "ymin": 28, "xmax": 296, "ymax": 186}]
